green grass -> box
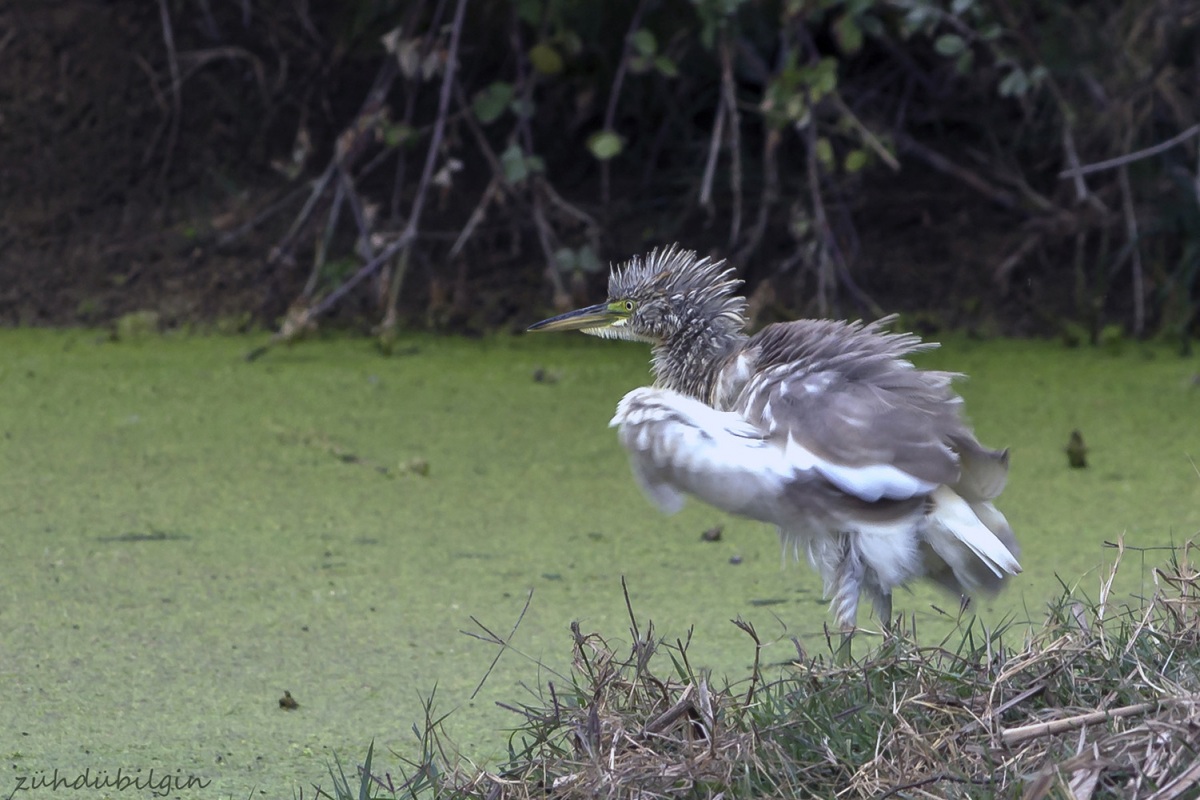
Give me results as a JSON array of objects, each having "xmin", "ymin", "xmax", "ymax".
[{"xmin": 319, "ymin": 540, "xmax": 1200, "ymax": 799}]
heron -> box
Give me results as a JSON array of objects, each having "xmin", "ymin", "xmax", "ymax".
[{"xmin": 529, "ymin": 245, "xmax": 1020, "ymax": 644}]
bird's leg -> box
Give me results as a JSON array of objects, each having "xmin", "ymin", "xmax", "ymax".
[
  {"xmin": 830, "ymin": 533, "xmax": 865, "ymax": 665},
  {"xmin": 877, "ymin": 593, "xmax": 894, "ymax": 637},
  {"xmin": 834, "ymin": 626, "xmax": 855, "ymax": 666}
]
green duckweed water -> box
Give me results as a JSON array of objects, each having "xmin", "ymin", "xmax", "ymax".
[{"xmin": 2, "ymin": 330, "xmax": 1198, "ymax": 797}]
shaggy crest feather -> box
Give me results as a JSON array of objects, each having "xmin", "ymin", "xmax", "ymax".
[{"xmin": 607, "ymin": 245, "xmax": 747, "ymax": 328}]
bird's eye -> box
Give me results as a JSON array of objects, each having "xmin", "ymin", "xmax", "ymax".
[{"xmin": 623, "ymin": 300, "xmax": 635, "ymax": 312}]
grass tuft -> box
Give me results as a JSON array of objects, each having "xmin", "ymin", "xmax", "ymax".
[{"xmin": 321, "ymin": 539, "xmax": 1200, "ymax": 799}]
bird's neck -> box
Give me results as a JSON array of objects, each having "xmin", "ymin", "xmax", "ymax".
[{"xmin": 650, "ymin": 329, "xmax": 747, "ymax": 403}]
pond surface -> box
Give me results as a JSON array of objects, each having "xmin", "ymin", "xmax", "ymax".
[{"xmin": 2, "ymin": 330, "xmax": 1197, "ymax": 797}]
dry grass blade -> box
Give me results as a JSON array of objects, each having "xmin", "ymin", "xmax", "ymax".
[
  {"xmin": 1001, "ymin": 701, "xmax": 1160, "ymax": 746},
  {"xmin": 333, "ymin": 540, "xmax": 1200, "ymax": 800}
]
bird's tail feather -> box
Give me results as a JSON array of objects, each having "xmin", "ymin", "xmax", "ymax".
[{"xmin": 922, "ymin": 485, "xmax": 1021, "ymax": 595}]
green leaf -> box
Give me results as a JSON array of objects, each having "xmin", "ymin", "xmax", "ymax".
[
  {"xmin": 554, "ymin": 247, "xmax": 577, "ymax": 272},
  {"xmin": 654, "ymin": 55, "xmax": 679, "ymax": 78},
  {"xmin": 833, "ymin": 14, "xmax": 863, "ymax": 55},
  {"xmin": 509, "ymin": 97, "xmax": 535, "ymax": 120},
  {"xmin": 859, "ymin": 13, "xmax": 884, "ymax": 38},
  {"xmin": 558, "ymin": 30, "xmax": 583, "ymax": 57},
  {"xmin": 934, "ymin": 34, "xmax": 966, "ymax": 56},
  {"xmin": 472, "ymin": 82, "xmax": 514, "ymax": 124},
  {"xmin": 844, "ymin": 149, "xmax": 868, "ymax": 173},
  {"xmin": 501, "ymin": 144, "xmax": 530, "ymax": 184},
  {"xmin": 554, "ymin": 244, "xmax": 603, "ymax": 274},
  {"xmin": 811, "ymin": 57, "xmax": 838, "ymax": 97},
  {"xmin": 815, "ymin": 137, "xmax": 834, "ymax": 169},
  {"xmin": 528, "ymin": 43, "xmax": 564, "ymax": 75},
  {"xmin": 586, "ymin": 130, "xmax": 624, "ymax": 161},
  {"xmin": 954, "ymin": 50, "xmax": 975, "ymax": 75},
  {"xmin": 632, "ymin": 28, "xmax": 657, "ymax": 57},
  {"xmin": 515, "ymin": 0, "xmax": 541, "ymax": 27},
  {"xmin": 577, "ymin": 244, "xmax": 603, "ymax": 273},
  {"xmin": 500, "ymin": 144, "xmax": 543, "ymax": 184},
  {"xmin": 382, "ymin": 123, "xmax": 415, "ymax": 149},
  {"xmin": 902, "ymin": 6, "xmax": 934, "ymax": 37},
  {"xmin": 998, "ymin": 67, "xmax": 1029, "ymax": 97}
]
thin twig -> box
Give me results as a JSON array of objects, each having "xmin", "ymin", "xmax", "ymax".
[
  {"xmin": 718, "ymin": 34, "xmax": 742, "ymax": 249},
  {"xmin": 155, "ymin": 0, "xmax": 183, "ymax": 185},
  {"xmin": 1118, "ymin": 159, "xmax": 1145, "ymax": 336},
  {"xmin": 1058, "ymin": 124, "xmax": 1200, "ymax": 179},
  {"xmin": 270, "ymin": 162, "xmax": 336, "ymax": 265},
  {"xmin": 452, "ymin": 80, "xmax": 519, "ymax": 197},
  {"xmin": 508, "ymin": 10, "xmax": 536, "ymax": 159},
  {"xmin": 599, "ymin": 0, "xmax": 649, "ymax": 210},
  {"xmin": 1061, "ymin": 117, "xmax": 1091, "ymax": 202},
  {"xmin": 132, "ymin": 54, "xmax": 170, "ymax": 166},
  {"xmin": 804, "ymin": 96, "xmax": 834, "ymax": 315},
  {"xmin": 993, "ymin": 228, "xmax": 1046, "ymax": 290},
  {"xmin": 448, "ymin": 177, "xmax": 501, "ymax": 260},
  {"xmin": 215, "ymin": 183, "xmax": 312, "ymax": 248},
  {"xmin": 176, "ymin": 46, "xmax": 269, "ymax": 105},
  {"xmin": 466, "ymin": 589, "xmax": 534, "ymax": 700},
  {"xmin": 388, "ymin": 0, "xmax": 436, "ymax": 221},
  {"xmin": 531, "ymin": 193, "xmax": 568, "ymax": 306},
  {"xmin": 0, "ymin": 27, "xmax": 16, "ymax": 59},
  {"xmin": 894, "ymin": 131, "xmax": 1018, "ymax": 210},
  {"xmin": 698, "ymin": 99, "xmax": 726, "ymax": 215},
  {"xmin": 733, "ymin": 127, "xmax": 778, "ymax": 267},
  {"xmin": 537, "ymin": 177, "xmax": 601, "ymax": 235},
  {"xmin": 303, "ymin": 175, "xmax": 344, "ymax": 298},
  {"xmin": 830, "ymin": 90, "xmax": 900, "ymax": 171},
  {"xmin": 337, "ymin": 164, "xmax": 376, "ymax": 261}
]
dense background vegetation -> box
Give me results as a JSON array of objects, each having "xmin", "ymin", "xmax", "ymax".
[{"xmin": 3, "ymin": 0, "xmax": 1197, "ymax": 344}]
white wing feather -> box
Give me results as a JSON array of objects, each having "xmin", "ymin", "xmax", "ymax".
[
  {"xmin": 782, "ymin": 435, "xmax": 936, "ymax": 501},
  {"xmin": 610, "ymin": 386, "xmax": 934, "ymax": 518},
  {"xmin": 610, "ymin": 387, "xmax": 790, "ymax": 519}
]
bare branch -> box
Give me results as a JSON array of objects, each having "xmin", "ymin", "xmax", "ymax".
[
  {"xmin": 448, "ymin": 177, "xmax": 501, "ymax": 261},
  {"xmin": 599, "ymin": 0, "xmax": 650, "ymax": 209},
  {"xmin": 1118, "ymin": 160, "xmax": 1145, "ymax": 336},
  {"xmin": 698, "ymin": 100, "xmax": 726, "ymax": 215},
  {"xmin": 894, "ymin": 131, "xmax": 1018, "ymax": 210},
  {"xmin": 154, "ymin": 0, "xmax": 183, "ymax": 183},
  {"xmin": 831, "ymin": 91, "xmax": 900, "ymax": 172},
  {"xmin": 718, "ymin": 35, "xmax": 742, "ymax": 249},
  {"xmin": 1058, "ymin": 124, "xmax": 1200, "ymax": 179}
]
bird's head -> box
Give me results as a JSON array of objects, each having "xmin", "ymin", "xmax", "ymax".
[{"xmin": 528, "ymin": 245, "xmax": 747, "ymax": 345}]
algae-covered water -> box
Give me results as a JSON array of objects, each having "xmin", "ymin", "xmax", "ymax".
[{"xmin": 2, "ymin": 329, "xmax": 1198, "ymax": 797}]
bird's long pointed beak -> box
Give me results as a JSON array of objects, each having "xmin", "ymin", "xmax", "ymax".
[{"xmin": 527, "ymin": 303, "xmax": 619, "ymax": 333}]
